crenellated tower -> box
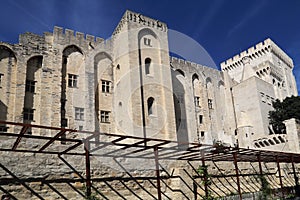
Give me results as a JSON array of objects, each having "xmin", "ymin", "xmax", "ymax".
[
  {"xmin": 221, "ymin": 38, "xmax": 297, "ymax": 100},
  {"xmin": 112, "ymin": 10, "xmax": 176, "ymax": 140},
  {"xmin": 221, "ymin": 38, "xmax": 298, "ymax": 149}
]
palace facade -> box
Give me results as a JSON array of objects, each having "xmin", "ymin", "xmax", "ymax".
[{"xmin": 0, "ymin": 10, "xmax": 298, "ymax": 152}]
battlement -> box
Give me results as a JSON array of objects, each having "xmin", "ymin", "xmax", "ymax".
[
  {"xmin": 221, "ymin": 38, "xmax": 293, "ymax": 71},
  {"xmin": 113, "ymin": 10, "xmax": 167, "ymax": 36},
  {"xmin": 170, "ymin": 56, "xmax": 219, "ymax": 73},
  {"xmin": 53, "ymin": 26, "xmax": 105, "ymax": 45},
  {"xmin": 171, "ymin": 56, "xmax": 203, "ymax": 68}
]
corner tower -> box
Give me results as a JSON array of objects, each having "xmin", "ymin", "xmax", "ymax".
[
  {"xmin": 112, "ymin": 10, "xmax": 176, "ymax": 140},
  {"xmin": 221, "ymin": 38, "xmax": 298, "ymax": 148},
  {"xmin": 221, "ymin": 38, "xmax": 297, "ymax": 100}
]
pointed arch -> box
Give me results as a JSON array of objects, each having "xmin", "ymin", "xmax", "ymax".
[
  {"xmin": 63, "ymin": 45, "xmax": 83, "ymax": 57},
  {"xmin": 138, "ymin": 28, "xmax": 158, "ymax": 41},
  {"xmin": 60, "ymin": 45, "xmax": 84, "ymax": 130},
  {"xmin": 0, "ymin": 45, "xmax": 17, "ymax": 61},
  {"xmin": 93, "ymin": 51, "xmax": 113, "ymax": 133},
  {"xmin": 192, "ymin": 73, "xmax": 199, "ymax": 82},
  {"xmin": 206, "ymin": 77, "xmax": 212, "ymax": 84},
  {"xmin": 175, "ymin": 69, "xmax": 185, "ymax": 77},
  {"xmin": 94, "ymin": 51, "xmax": 113, "ymax": 65},
  {"xmin": 0, "ymin": 45, "xmax": 17, "ymax": 125},
  {"xmin": 23, "ymin": 56, "xmax": 43, "ymax": 130},
  {"xmin": 218, "ymin": 80, "xmax": 225, "ymax": 88},
  {"xmin": 192, "ymin": 73, "xmax": 201, "ymax": 99}
]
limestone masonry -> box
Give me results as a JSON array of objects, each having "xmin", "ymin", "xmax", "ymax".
[{"xmin": 0, "ymin": 10, "xmax": 299, "ymax": 151}]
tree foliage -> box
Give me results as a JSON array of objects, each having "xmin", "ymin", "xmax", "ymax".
[{"xmin": 269, "ymin": 96, "xmax": 300, "ymax": 134}]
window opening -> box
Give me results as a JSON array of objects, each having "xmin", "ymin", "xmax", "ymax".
[
  {"xmin": 145, "ymin": 58, "xmax": 151, "ymax": 75},
  {"xmin": 200, "ymin": 131, "xmax": 205, "ymax": 137},
  {"xmin": 25, "ymin": 80, "xmax": 36, "ymax": 93},
  {"xmin": 208, "ymin": 99, "xmax": 213, "ymax": 109},
  {"xmin": 102, "ymin": 80, "xmax": 110, "ymax": 93},
  {"xmin": 195, "ymin": 96, "xmax": 200, "ymax": 107},
  {"xmin": 144, "ymin": 38, "xmax": 151, "ymax": 46},
  {"xmin": 68, "ymin": 74, "xmax": 78, "ymax": 88},
  {"xmin": 23, "ymin": 108, "xmax": 34, "ymax": 121},
  {"xmin": 147, "ymin": 97, "xmax": 154, "ymax": 115},
  {"xmin": 75, "ymin": 107, "xmax": 84, "ymax": 120},
  {"xmin": 199, "ymin": 115, "xmax": 203, "ymax": 124},
  {"xmin": 100, "ymin": 111, "xmax": 110, "ymax": 123},
  {"xmin": 0, "ymin": 73, "xmax": 3, "ymax": 87}
]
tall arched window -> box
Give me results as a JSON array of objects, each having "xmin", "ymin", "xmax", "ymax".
[
  {"xmin": 145, "ymin": 57, "xmax": 151, "ymax": 75},
  {"xmin": 147, "ymin": 97, "xmax": 155, "ymax": 115}
]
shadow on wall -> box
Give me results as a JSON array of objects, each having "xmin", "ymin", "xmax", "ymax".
[
  {"xmin": 0, "ymin": 101, "xmax": 7, "ymax": 121},
  {"xmin": 171, "ymin": 69, "xmax": 189, "ymax": 147},
  {"xmin": 0, "ymin": 101, "xmax": 7, "ymax": 132},
  {"xmin": 0, "ymin": 153, "xmax": 195, "ymax": 199}
]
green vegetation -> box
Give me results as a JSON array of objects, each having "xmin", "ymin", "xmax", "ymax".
[
  {"xmin": 269, "ymin": 96, "xmax": 300, "ymax": 134},
  {"xmin": 258, "ymin": 175, "xmax": 271, "ymax": 200},
  {"xmin": 82, "ymin": 184, "xmax": 100, "ymax": 200},
  {"xmin": 197, "ymin": 165, "xmax": 215, "ymax": 200}
]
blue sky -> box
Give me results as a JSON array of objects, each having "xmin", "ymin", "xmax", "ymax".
[{"xmin": 1, "ymin": 0, "xmax": 300, "ymax": 93}]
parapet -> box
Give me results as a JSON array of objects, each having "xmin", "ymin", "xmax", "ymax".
[
  {"xmin": 170, "ymin": 56, "xmax": 219, "ymax": 73},
  {"xmin": 170, "ymin": 56, "xmax": 201, "ymax": 68},
  {"xmin": 53, "ymin": 26, "xmax": 105, "ymax": 46},
  {"xmin": 113, "ymin": 10, "xmax": 168, "ymax": 35},
  {"xmin": 220, "ymin": 38, "xmax": 294, "ymax": 71}
]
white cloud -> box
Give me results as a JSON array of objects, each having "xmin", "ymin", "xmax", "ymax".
[{"xmin": 227, "ymin": 1, "xmax": 267, "ymax": 37}]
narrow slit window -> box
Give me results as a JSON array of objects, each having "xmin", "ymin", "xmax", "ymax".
[
  {"xmin": 145, "ymin": 58, "xmax": 151, "ymax": 75},
  {"xmin": 0, "ymin": 73, "xmax": 3, "ymax": 87},
  {"xmin": 147, "ymin": 97, "xmax": 154, "ymax": 115},
  {"xmin": 195, "ymin": 96, "xmax": 200, "ymax": 107},
  {"xmin": 208, "ymin": 99, "xmax": 213, "ymax": 109},
  {"xmin": 199, "ymin": 115, "xmax": 203, "ymax": 124}
]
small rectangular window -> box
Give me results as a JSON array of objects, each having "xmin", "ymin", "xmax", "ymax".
[
  {"xmin": 0, "ymin": 73, "xmax": 3, "ymax": 87},
  {"xmin": 0, "ymin": 126, "xmax": 8, "ymax": 132},
  {"xmin": 75, "ymin": 107, "xmax": 84, "ymax": 120},
  {"xmin": 144, "ymin": 38, "xmax": 151, "ymax": 46},
  {"xmin": 25, "ymin": 80, "xmax": 36, "ymax": 93},
  {"xmin": 102, "ymin": 80, "xmax": 110, "ymax": 93},
  {"xmin": 208, "ymin": 99, "xmax": 213, "ymax": 109},
  {"xmin": 68, "ymin": 74, "xmax": 78, "ymax": 88},
  {"xmin": 100, "ymin": 111, "xmax": 110, "ymax": 123},
  {"xmin": 199, "ymin": 115, "xmax": 203, "ymax": 124},
  {"xmin": 200, "ymin": 131, "xmax": 205, "ymax": 137},
  {"xmin": 23, "ymin": 108, "xmax": 34, "ymax": 121},
  {"xmin": 195, "ymin": 96, "xmax": 200, "ymax": 107}
]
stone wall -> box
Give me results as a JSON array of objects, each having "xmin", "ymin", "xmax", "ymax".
[{"xmin": 0, "ymin": 139, "xmax": 298, "ymax": 199}]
